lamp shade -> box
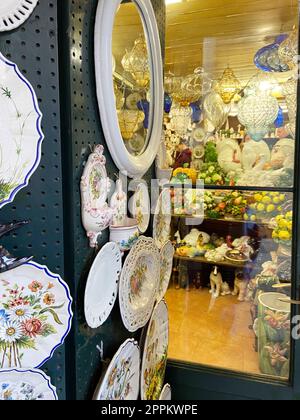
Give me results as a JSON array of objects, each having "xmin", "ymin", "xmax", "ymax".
[
  {"xmin": 215, "ymin": 67, "xmax": 241, "ymax": 104},
  {"xmin": 122, "ymin": 35, "xmax": 150, "ymax": 88}
]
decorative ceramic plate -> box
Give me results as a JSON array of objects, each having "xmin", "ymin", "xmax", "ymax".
[
  {"xmin": 0, "ymin": 368, "xmax": 58, "ymax": 400},
  {"xmin": 141, "ymin": 300, "xmax": 169, "ymax": 400},
  {"xmin": 159, "ymin": 384, "xmax": 171, "ymax": 401},
  {"xmin": 153, "ymin": 190, "xmax": 172, "ymax": 250},
  {"xmin": 0, "ymin": 262, "xmax": 73, "ymax": 369},
  {"xmin": 84, "ymin": 242, "xmax": 122, "ymax": 329},
  {"xmin": 157, "ymin": 241, "xmax": 174, "ymax": 303},
  {"xmin": 225, "ymin": 250, "xmax": 249, "ymax": 263},
  {"xmin": 0, "ymin": 53, "xmax": 44, "ymax": 209},
  {"xmin": 119, "ymin": 236, "xmax": 160, "ymax": 332},
  {"xmin": 130, "ymin": 182, "xmax": 151, "ymax": 234},
  {"xmin": 93, "ymin": 339, "xmax": 140, "ymax": 401},
  {"xmin": 193, "ymin": 127, "xmax": 206, "ymax": 143},
  {"xmin": 0, "ymin": 0, "xmax": 38, "ymax": 32}
]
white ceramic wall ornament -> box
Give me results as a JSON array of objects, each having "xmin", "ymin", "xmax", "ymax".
[
  {"xmin": 110, "ymin": 179, "xmax": 127, "ymax": 227},
  {"xmin": 81, "ymin": 145, "xmax": 114, "ymax": 248},
  {"xmin": 0, "ymin": 0, "xmax": 39, "ymax": 32}
]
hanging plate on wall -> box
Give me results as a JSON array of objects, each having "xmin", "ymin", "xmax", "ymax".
[
  {"xmin": 0, "ymin": 368, "xmax": 58, "ymax": 400},
  {"xmin": 93, "ymin": 339, "xmax": 140, "ymax": 400},
  {"xmin": 0, "ymin": 0, "xmax": 39, "ymax": 32},
  {"xmin": 153, "ymin": 190, "xmax": 172, "ymax": 250},
  {"xmin": 0, "ymin": 262, "xmax": 73, "ymax": 369},
  {"xmin": 159, "ymin": 384, "xmax": 172, "ymax": 401},
  {"xmin": 119, "ymin": 236, "xmax": 160, "ymax": 332},
  {"xmin": 0, "ymin": 52, "xmax": 44, "ymax": 209},
  {"xmin": 84, "ymin": 242, "xmax": 122, "ymax": 329},
  {"xmin": 157, "ymin": 241, "xmax": 174, "ymax": 303},
  {"xmin": 140, "ymin": 300, "xmax": 169, "ymax": 400},
  {"xmin": 129, "ymin": 182, "xmax": 151, "ymax": 234}
]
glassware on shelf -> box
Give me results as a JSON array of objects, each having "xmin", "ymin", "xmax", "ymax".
[
  {"xmin": 117, "ymin": 110, "xmax": 145, "ymax": 140},
  {"xmin": 254, "ymin": 35, "xmax": 290, "ymax": 73},
  {"xmin": 121, "ymin": 35, "xmax": 150, "ymax": 88},
  {"xmin": 215, "ymin": 67, "xmax": 242, "ymax": 104}
]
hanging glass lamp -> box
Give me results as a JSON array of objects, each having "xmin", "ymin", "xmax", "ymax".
[
  {"xmin": 121, "ymin": 35, "xmax": 150, "ymax": 88},
  {"xmin": 215, "ymin": 67, "xmax": 242, "ymax": 104},
  {"xmin": 278, "ymin": 27, "xmax": 299, "ymax": 70}
]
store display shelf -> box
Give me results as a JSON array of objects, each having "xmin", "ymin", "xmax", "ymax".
[
  {"xmin": 164, "ymin": 184, "xmax": 294, "ymax": 194},
  {"xmin": 171, "ymin": 214, "xmax": 273, "ymax": 228},
  {"xmin": 174, "ymin": 254, "xmax": 253, "ymax": 269}
]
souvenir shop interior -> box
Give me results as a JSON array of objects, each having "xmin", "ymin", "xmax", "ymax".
[{"xmin": 0, "ymin": 0, "xmax": 299, "ymax": 401}]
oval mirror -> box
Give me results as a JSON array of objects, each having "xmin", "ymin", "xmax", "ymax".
[{"xmin": 95, "ymin": 0, "xmax": 163, "ymax": 179}]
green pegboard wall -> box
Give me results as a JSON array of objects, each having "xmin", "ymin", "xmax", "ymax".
[
  {"xmin": 59, "ymin": 0, "xmax": 166, "ymax": 400},
  {"xmin": 0, "ymin": 0, "xmax": 67, "ymax": 400}
]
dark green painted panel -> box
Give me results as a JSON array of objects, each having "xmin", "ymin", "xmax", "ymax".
[{"xmin": 0, "ymin": 0, "xmax": 67, "ymax": 400}]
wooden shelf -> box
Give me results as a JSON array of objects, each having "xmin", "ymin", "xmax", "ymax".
[
  {"xmin": 174, "ymin": 254, "xmax": 253, "ymax": 269},
  {"xmin": 164, "ymin": 184, "xmax": 294, "ymax": 193},
  {"xmin": 171, "ymin": 214, "xmax": 272, "ymax": 228}
]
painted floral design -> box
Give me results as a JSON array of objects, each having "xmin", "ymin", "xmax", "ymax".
[
  {"xmin": 0, "ymin": 279, "xmax": 64, "ymax": 368},
  {"xmin": 0, "ymin": 381, "xmax": 44, "ymax": 401},
  {"xmin": 101, "ymin": 358, "xmax": 134, "ymax": 400},
  {"xmin": 89, "ymin": 167, "xmax": 103, "ymax": 201},
  {"xmin": 129, "ymin": 263, "xmax": 147, "ymax": 303},
  {"xmin": 264, "ymin": 309, "xmax": 290, "ymax": 331},
  {"xmin": 144, "ymin": 348, "xmax": 168, "ymax": 401}
]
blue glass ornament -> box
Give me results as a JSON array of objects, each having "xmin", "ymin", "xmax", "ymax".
[
  {"xmin": 164, "ymin": 93, "xmax": 172, "ymax": 114},
  {"xmin": 254, "ymin": 35, "xmax": 289, "ymax": 73},
  {"xmin": 190, "ymin": 101, "xmax": 201, "ymax": 123},
  {"xmin": 274, "ymin": 107, "xmax": 284, "ymax": 128},
  {"xmin": 137, "ymin": 99, "xmax": 150, "ymax": 129}
]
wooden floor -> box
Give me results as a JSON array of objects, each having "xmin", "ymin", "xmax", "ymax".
[{"xmin": 165, "ymin": 287, "xmax": 261, "ymax": 375}]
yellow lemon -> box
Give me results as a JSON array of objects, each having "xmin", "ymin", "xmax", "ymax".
[
  {"xmin": 250, "ymin": 215, "xmax": 257, "ymax": 222},
  {"xmin": 287, "ymin": 221, "xmax": 293, "ymax": 231},
  {"xmin": 279, "ymin": 219, "xmax": 289, "ymax": 229},
  {"xmin": 276, "ymin": 215, "xmax": 284, "ymax": 222},
  {"xmin": 272, "ymin": 231, "xmax": 279, "ymax": 240},
  {"xmin": 254, "ymin": 194, "xmax": 263, "ymax": 202},
  {"xmin": 278, "ymin": 231, "xmax": 291, "ymax": 241},
  {"xmin": 262, "ymin": 196, "xmax": 271, "ymax": 204},
  {"xmin": 279, "ymin": 194, "xmax": 285, "ymax": 202},
  {"xmin": 286, "ymin": 211, "xmax": 293, "ymax": 220},
  {"xmin": 257, "ymin": 204, "xmax": 265, "ymax": 212},
  {"xmin": 244, "ymin": 214, "xmax": 249, "ymax": 221},
  {"xmin": 273, "ymin": 197, "xmax": 280, "ymax": 204},
  {"xmin": 267, "ymin": 204, "xmax": 275, "ymax": 213}
]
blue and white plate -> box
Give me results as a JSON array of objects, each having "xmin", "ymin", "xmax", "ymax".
[
  {"xmin": 0, "ymin": 52, "xmax": 44, "ymax": 209},
  {"xmin": 0, "ymin": 368, "xmax": 58, "ymax": 400}
]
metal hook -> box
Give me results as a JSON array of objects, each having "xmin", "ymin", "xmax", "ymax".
[{"xmin": 96, "ymin": 341, "xmax": 104, "ymax": 362}]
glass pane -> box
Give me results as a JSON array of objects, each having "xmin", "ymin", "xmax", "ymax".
[
  {"xmin": 162, "ymin": 0, "xmax": 299, "ymax": 380},
  {"xmin": 112, "ymin": 0, "xmax": 152, "ymax": 156}
]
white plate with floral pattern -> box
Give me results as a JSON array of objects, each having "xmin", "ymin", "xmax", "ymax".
[
  {"xmin": 157, "ymin": 241, "xmax": 174, "ymax": 303},
  {"xmin": 0, "ymin": 0, "xmax": 38, "ymax": 32},
  {"xmin": 141, "ymin": 300, "xmax": 169, "ymax": 400},
  {"xmin": 0, "ymin": 52, "xmax": 44, "ymax": 209},
  {"xmin": 0, "ymin": 262, "xmax": 73, "ymax": 369},
  {"xmin": 159, "ymin": 383, "xmax": 171, "ymax": 401},
  {"xmin": 0, "ymin": 368, "xmax": 58, "ymax": 400},
  {"xmin": 119, "ymin": 236, "xmax": 160, "ymax": 333},
  {"xmin": 153, "ymin": 189, "xmax": 171, "ymax": 250},
  {"xmin": 129, "ymin": 182, "xmax": 150, "ymax": 234},
  {"xmin": 93, "ymin": 339, "xmax": 140, "ymax": 401},
  {"xmin": 84, "ymin": 242, "xmax": 122, "ymax": 329}
]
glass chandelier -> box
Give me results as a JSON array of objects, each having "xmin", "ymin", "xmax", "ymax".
[
  {"xmin": 238, "ymin": 91, "xmax": 279, "ymax": 141},
  {"xmin": 173, "ymin": 68, "xmax": 211, "ymax": 107},
  {"xmin": 282, "ymin": 77, "xmax": 297, "ymax": 137},
  {"xmin": 117, "ymin": 110, "xmax": 145, "ymax": 141},
  {"xmin": 278, "ymin": 27, "xmax": 298, "ymax": 70},
  {"xmin": 121, "ymin": 35, "xmax": 150, "ymax": 89},
  {"xmin": 215, "ymin": 67, "xmax": 242, "ymax": 104},
  {"xmin": 169, "ymin": 105, "xmax": 192, "ymax": 137},
  {"xmin": 203, "ymin": 92, "xmax": 228, "ymax": 131}
]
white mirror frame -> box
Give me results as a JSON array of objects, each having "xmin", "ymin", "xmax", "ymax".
[{"xmin": 95, "ymin": 0, "xmax": 164, "ymax": 179}]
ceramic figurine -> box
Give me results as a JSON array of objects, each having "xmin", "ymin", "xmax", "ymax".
[
  {"xmin": 209, "ymin": 266, "xmax": 223, "ymax": 298},
  {"xmin": 110, "ymin": 179, "xmax": 127, "ymax": 226},
  {"xmin": 232, "ymin": 270, "xmax": 250, "ymax": 302},
  {"xmin": 268, "ymin": 138, "xmax": 295, "ymax": 170},
  {"xmin": 182, "ymin": 229, "xmax": 210, "ymax": 248},
  {"xmin": 217, "ymin": 138, "xmax": 242, "ymax": 176},
  {"xmin": 0, "ymin": 246, "xmax": 33, "ymax": 274},
  {"xmin": 241, "ymin": 138, "xmax": 270, "ymax": 171},
  {"xmin": 81, "ymin": 145, "xmax": 114, "ymax": 248}
]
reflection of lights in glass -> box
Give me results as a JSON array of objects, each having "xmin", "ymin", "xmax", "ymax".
[
  {"xmin": 117, "ymin": 110, "xmax": 145, "ymax": 140},
  {"xmin": 169, "ymin": 105, "xmax": 192, "ymax": 137},
  {"xmin": 278, "ymin": 27, "xmax": 299, "ymax": 70},
  {"xmin": 203, "ymin": 92, "xmax": 228, "ymax": 130},
  {"xmin": 121, "ymin": 35, "xmax": 150, "ymax": 88},
  {"xmin": 164, "ymin": 72, "xmax": 182, "ymax": 95},
  {"xmin": 114, "ymin": 83, "xmax": 125, "ymax": 109},
  {"xmin": 215, "ymin": 67, "xmax": 241, "ymax": 104},
  {"xmin": 238, "ymin": 92, "xmax": 279, "ymax": 141}
]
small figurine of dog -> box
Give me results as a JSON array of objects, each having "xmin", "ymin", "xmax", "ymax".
[
  {"xmin": 210, "ymin": 266, "xmax": 223, "ymax": 298},
  {"xmin": 232, "ymin": 270, "xmax": 250, "ymax": 302}
]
